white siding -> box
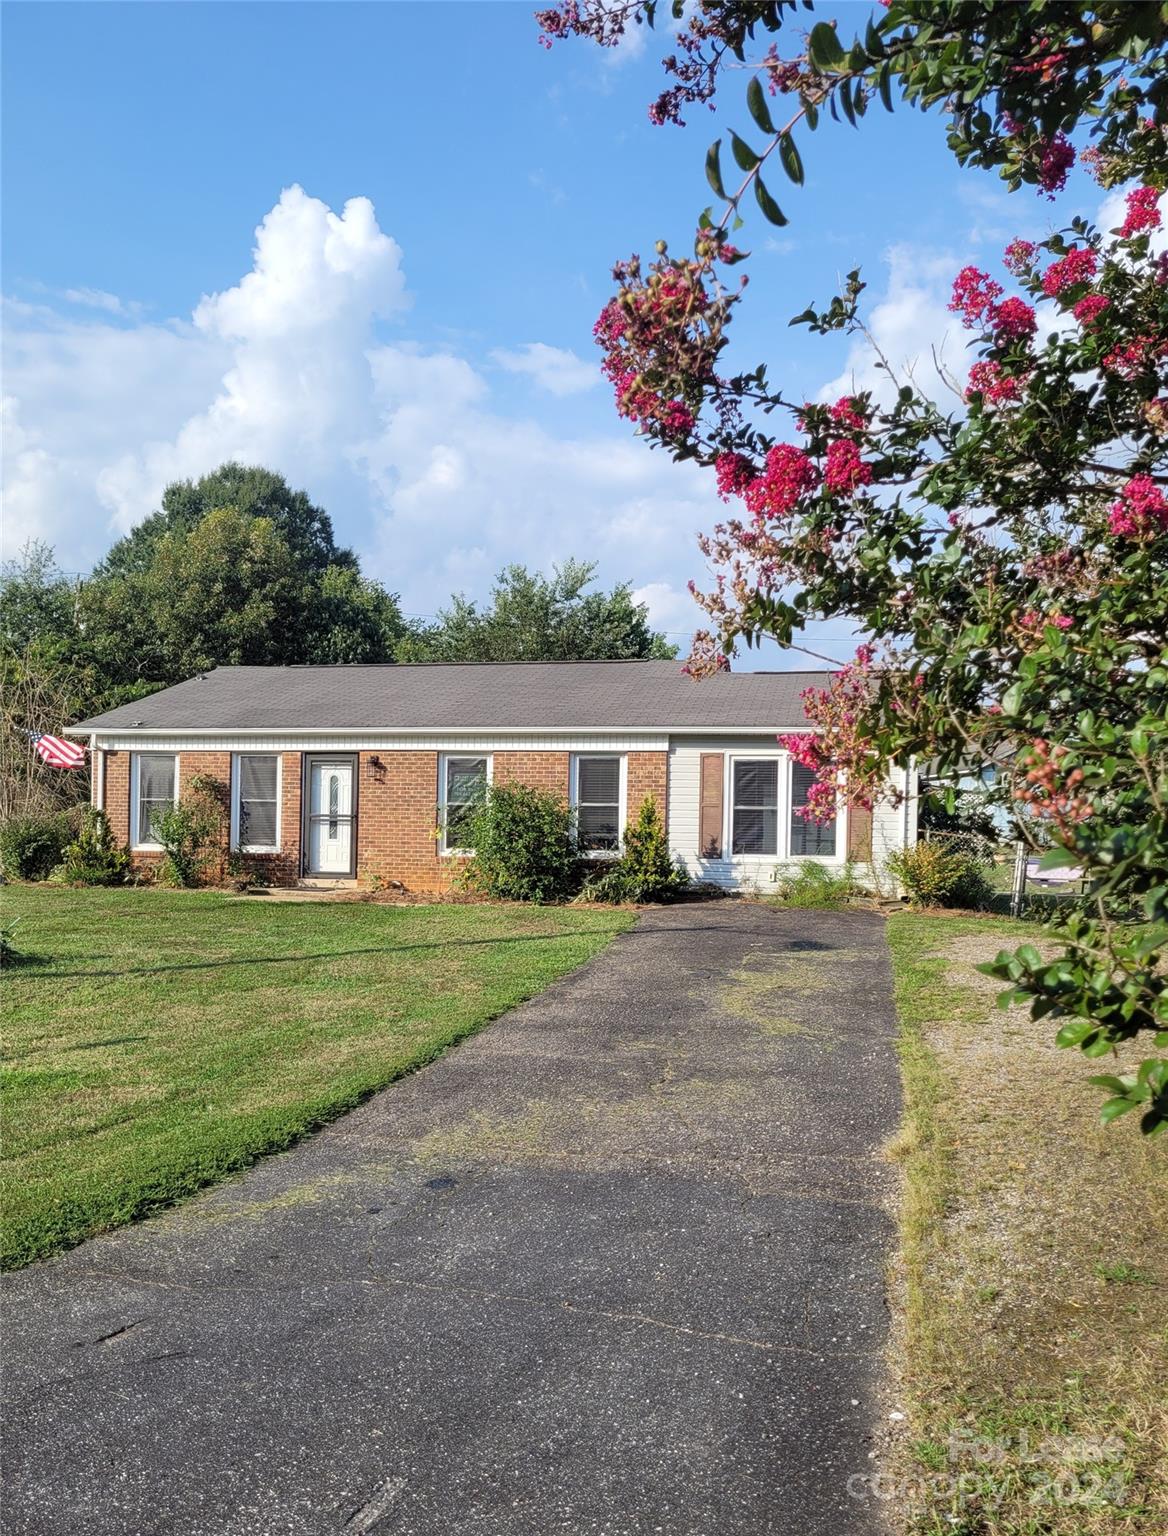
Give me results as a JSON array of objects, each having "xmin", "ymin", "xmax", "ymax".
[{"xmin": 667, "ymin": 735, "xmax": 915, "ymax": 892}]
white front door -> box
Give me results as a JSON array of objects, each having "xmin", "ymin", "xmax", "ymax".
[{"xmin": 308, "ymin": 760, "xmax": 355, "ymax": 875}]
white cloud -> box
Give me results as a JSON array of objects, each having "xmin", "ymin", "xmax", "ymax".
[
  {"xmin": 818, "ymin": 243, "xmax": 968, "ymax": 407},
  {"xmin": 61, "ymin": 287, "xmax": 143, "ymax": 318},
  {"xmin": 491, "ymin": 341, "xmax": 599, "ymax": 395},
  {"xmin": 1, "ymin": 185, "xmax": 726, "ymax": 639}
]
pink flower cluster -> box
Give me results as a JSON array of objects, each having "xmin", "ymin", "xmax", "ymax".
[
  {"xmin": 1020, "ymin": 610, "xmax": 1074, "ymax": 631},
  {"xmin": 1109, "ymin": 474, "xmax": 1168, "ymax": 538},
  {"xmin": 1073, "ymin": 294, "xmax": 1110, "ymax": 327},
  {"xmin": 993, "ymin": 296, "xmax": 1038, "ymax": 340},
  {"xmin": 1103, "ymin": 334, "xmax": 1164, "ymax": 379},
  {"xmin": 1003, "ymin": 239, "xmax": 1037, "ymax": 276},
  {"xmin": 824, "ymin": 438, "xmax": 872, "ymax": 494},
  {"xmin": 1036, "ymin": 132, "xmax": 1075, "ymax": 196},
  {"xmin": 829, "ymin": 395, "xmax": 869, "ymax": 432},
  {"xmin": 949, "ymin": 268, "xmax": 1035, "ymax": 340},
  {"xmin": 714, "ymin": 451, "xmax": 756, "ymax": 502},
  {"xmin": 743, "ymin": 443, "xmax": 819, "ymax": 520},
  {"xmin": 949, "ymin": 266, "xmax": 1003, "ymax": 326},
  {"xmin": 1119, "ymin": 185, "xmax": 1162, "ymax": 239},
  {"xmin": 1041, "ymin": 247, "xmax": 1097, "ymax": 296},
  {"xmin": 777, "ymin": 732, "xmax": 821, "ymax": 770},
  {"xmin": 966, "ymin": 360, "xmax": 1024, "ymax": 403}
]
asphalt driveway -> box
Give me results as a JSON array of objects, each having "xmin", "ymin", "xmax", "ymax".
[{"xmin": 2, "ymin": 902, "xmax": 900, "ymax": 1536}]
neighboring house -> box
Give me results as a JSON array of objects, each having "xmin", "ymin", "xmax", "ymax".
[{"xmin": 68, "ymin": 661, "xmax": 917, "ymax": 892}]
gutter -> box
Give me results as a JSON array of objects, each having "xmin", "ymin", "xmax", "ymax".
[{"xmin": 64, "ymin": 723, "xmax": 824, "ymax": 739}]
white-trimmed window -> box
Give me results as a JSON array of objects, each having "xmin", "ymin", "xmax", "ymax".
[
  {"xmin": 572, "ymin": 754, "xmax": 626, "ymax": 854},
  {"xmin": 232, "ymin": 753, "xmax": 281, "ymax": 852},
  {"xmin": 132, "ymin": 752, "xmax": 178, "ymax": 849},
  {"xmin": 731, "ymin": 759, "xmax": 780, "ymax": 856},
  {"xmin": 790, "ymin": 762, "xmax": 837, "ymax": 856},
  {"xmin": 439, "ymin": 754, "xmax": 492, "ymax": 854}
]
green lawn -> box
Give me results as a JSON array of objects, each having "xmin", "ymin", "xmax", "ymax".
[
  {"xmin": 886, "ymin": 913, "xmax": 1167, "ymax": 1535},
  {"xmin": 0, "ymin": 887, "xmax": 632, "ymax": 1269}
]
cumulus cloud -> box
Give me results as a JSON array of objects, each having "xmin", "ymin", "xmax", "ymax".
[
  {"xmin": 818, "ymin": 243, "xmax": 968, "ymax": 408},
  {"xmin": 1, "ymin": 185, "xmax": 732, "ymax": 646},
  {"xmin": 491, "ymin": 341, "xmax": 599, "ymax": 395}
]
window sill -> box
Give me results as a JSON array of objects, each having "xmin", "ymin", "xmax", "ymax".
[
  {"xmin": 132, "ymin": 843, "xmax": 164, "ymax": 853},
  {"xmin": 235, "ymin": 846, "xmax": 281, "ymax": 856}
]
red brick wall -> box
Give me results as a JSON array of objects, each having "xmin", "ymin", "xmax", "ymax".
[
  {"xmin": 627, "ymin": 750, "xmax": 669, "ymax": 822},
  {"xmin": 100, "ymin": 748, "xmax": 302, "ymax": 885},
  {"xmin": 494, "ymin": 751, "xmax": 570, "ymax": 796},
  {"xmin": 357, "ymin": 750, "xmax": 445, "ymax": 890},
  {"xmin": 100, "ymin": 746, "xmax": 669, "ymax": 892}
]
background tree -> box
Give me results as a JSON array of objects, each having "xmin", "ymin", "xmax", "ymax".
[
  {"xmin": 78, "ymin": 465, "xmax": 406, "ymax": 686},
  {"xmin": 96, "ymin": 463, "xmax": 355, "ymax": 578},
  {"xmin": 398, "ymin": 558, "xmax": 677, "ymax": 661},
  {"xmin": 540, "ymin": 1, "xmax": 1168, "ymax": 1133}
]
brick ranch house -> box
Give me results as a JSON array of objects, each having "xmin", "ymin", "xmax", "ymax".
[{"xmin": 68, "ymin": 660, "xmax": 917, "ymax": 892}]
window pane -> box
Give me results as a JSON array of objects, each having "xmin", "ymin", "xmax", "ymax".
[
  {"xmin": 578, "ymin": 804, "xmax": 620, "ymax": 851},
  {"xmin": 446, "ymin": 757, "xmax": 487, "ymax": 805},
  {"xmin": 791, "ymin": 763, "xmax": 837, "ymax": 856},
  {"xmin": 733, "ymin": 759, "xmax": 778, "ymax": 808},
  {"xmin": 138, "ymin": 755, "xmax": 175, "ymax": 842},
  {"xmin": 790, "ymin": 816, "xmax": 836, "ymax": 857},
  {"xmin": 240, "ymin": 754, "xmax": 278, "ymax": 802},
  {"xmin": 578, "ymin": 757, "xmax": 620, "ymax": 805},
  {"xmin": 242, "ymin": 800, "xmax": 278, "ymax": 848},
  {"xmin": 139, "ymin": 755, "xmax": 175, "ymax": 802},
  {"xmin": 732, "ymin": 807, "xmax": 777, "ymax": 856}
]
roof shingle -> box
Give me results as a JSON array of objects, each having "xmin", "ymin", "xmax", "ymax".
[{"xmin": 70, "ymin": 661, "xmax": 830, "ymax": 734}]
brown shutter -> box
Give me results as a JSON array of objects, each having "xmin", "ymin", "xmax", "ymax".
[
  {"xmin": 699, "ymin": 753, "xmax": 724, "ymax": 859},
  {"xmin": 847, "ymin": 804, "xmax": 873, "ymax": 862}
]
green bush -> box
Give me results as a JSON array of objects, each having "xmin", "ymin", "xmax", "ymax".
[
  {"xmin": 153, "ymin": 777, "xmax": 226, "ymax": 887},
  {"xmin": 0, "ymin": 808, "xmax": 82, "ymax": 881},
  {"xmin": 462, "ymin": 781, "xmax": 579, "ymax": 903},
  {"xmin": 578, "ymin": 795, "xmax": 689, "ymax": 903},
  {"xmin": 59, "ymin": 808, "xmax": 130, "ymax": 886},
  {"xmin": 886, "ymin": 840, "xmax": 993, "ymax": 910},
  {"xmin": 770, "ymin": 860, "xmax": 862, "ymax": 910}
]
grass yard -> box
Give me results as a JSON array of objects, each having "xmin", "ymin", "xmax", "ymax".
[
  {"xmin": 0, "ymin": 887, "xmax": 633, "ymax": 1270},
  {"xmin": 886, "ymin": 913, "xmax": 1167, "ymax": 1536}
]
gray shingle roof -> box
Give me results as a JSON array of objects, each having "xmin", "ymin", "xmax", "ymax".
[{"xmin": 70, "ymin": 662, "xmax": 830, "ymax": 734}]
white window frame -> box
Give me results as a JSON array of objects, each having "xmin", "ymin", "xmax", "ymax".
[
  {"xmin": 786, "ymin": 756, "xmax": 846, "ymax": 863},
  {"xmin": 130, "ymin": 752, "xmax": 180, "ymax": 851},
  {"xmin": 728, "ymin": 753, "xmax": 784, "ymax": 860},
  {"xmin": 438, "ymin": 752, "xmax": 493, "ymax": 856},
  {"xmin": 230, "ymin": 752, "xmax": 282, "ymax": 854},
  {"xmin": 571, "ymin": 752, "xmax": 628, "ymax": 859}
]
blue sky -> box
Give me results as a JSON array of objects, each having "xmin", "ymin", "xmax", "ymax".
[{"xmin": 2, "ymin": 1, "xmax": 1099, "ymax": 663}]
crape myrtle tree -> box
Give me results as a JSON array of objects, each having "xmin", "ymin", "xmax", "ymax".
[{"xmin": 538, "ymin": 1, "xmax": 1168, "ymax": 1134}]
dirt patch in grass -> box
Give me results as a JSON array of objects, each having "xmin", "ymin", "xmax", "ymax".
[{"xmin": 886, "ymin": 914, "xmax": 1167, "ymax": 1536}]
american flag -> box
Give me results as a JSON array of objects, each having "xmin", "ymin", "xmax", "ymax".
[{"xmin": 28, "ymin": 731, "xmax": 88, "ymax": 769}]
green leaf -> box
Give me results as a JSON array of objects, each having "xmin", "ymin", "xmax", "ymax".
[
  {"xmin": 705, "ymin": 139, "xmax": 727, "ymax": 200},
  {"xmin": 778, "ymin": 133, "xmax": 804, "ymax": 185},
  {"xmin": 1038, "ymin": 848, "xmax": 1077, "ymax": 872},
  {"xmin": 747, "ymin": 75, "xmax": 776, "ymax": 135},
  {"xmin": 808, "ymin": 21, "xmax": 846, "ymax": 71},
  {"xmin": 729, "ymin": 130, "xmax": 760, "ymax": 172},
  {"xmin": 754, "ymin": 176, "xmax": 788, "ymax": 226},
  {"xmin": 1100, "ymin": 1096, "xmax": 1138, "ymax": 1124}
]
